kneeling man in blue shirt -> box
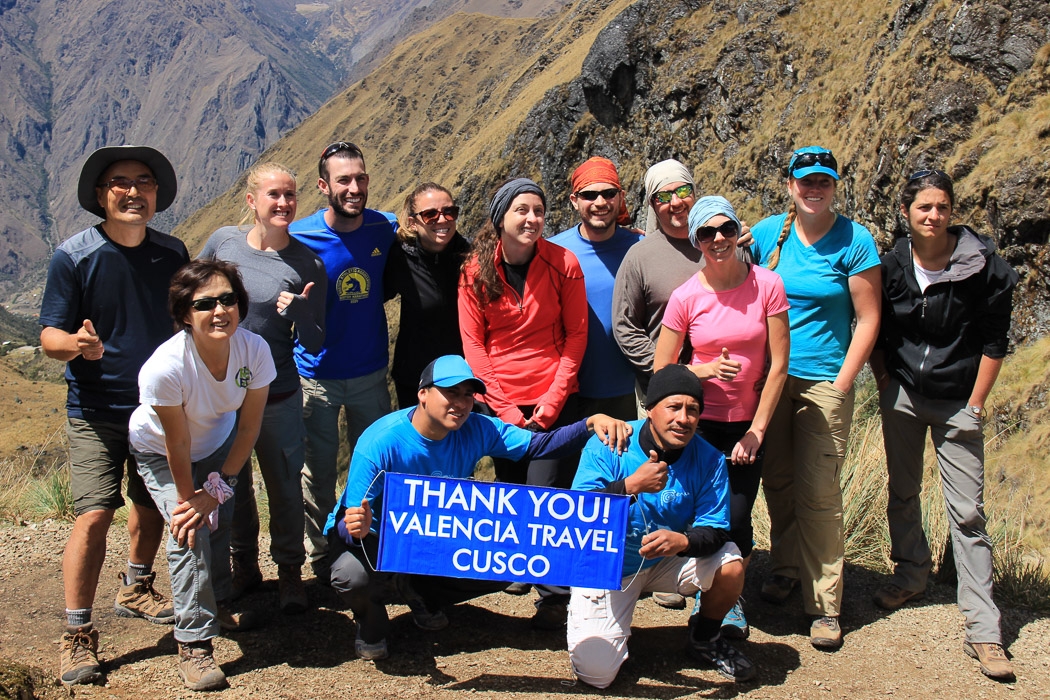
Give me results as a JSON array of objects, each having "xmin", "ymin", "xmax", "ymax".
[
  {"xmin": 326, "ymin": 355, "xmax": 631, "ymax": 660},
  {"xmin": 568, "ymin": 364, "xmax": 753, "ymax": 686}
]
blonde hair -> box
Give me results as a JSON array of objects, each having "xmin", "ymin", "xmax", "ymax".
[
  {"xmin": 396, "ymin": 182, "xmax": 454, "ymax": 244},
  {"xmin": 239, "ymin": 161, "xmax": 296, "ymax": 228},
  {"xmin": 767, "ymin": 200, "xmax": 795, "ymax": 271}
]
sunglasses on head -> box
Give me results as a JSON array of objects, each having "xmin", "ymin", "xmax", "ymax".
[
  {"xmin": 414, "ymin": 206, "xmax": 460, "ymax": 225},
  {"xmin": 575, "ymin": 187, "xmax": 621, "ymax": 202},
  {"xmin": 908, "ymin": 169, "xmax": 950, "ymax": 181},
  {"xmin": 191, "ymin": 292, "xmax": 238, "ymax": 312},
  {"xmin": 789, "ymin": 151, "xmax": 838, "ymax": 174},
  {"xmin": 694, "ymin": 220, "xmax": 740, "ymax": 243},
  {"xmin": 652, "ymin": 183, "xmax": 694, "ymax": 204},
  {"xmin": 319, "ymin": 141, "xmax": 362, "ymax": 161}
]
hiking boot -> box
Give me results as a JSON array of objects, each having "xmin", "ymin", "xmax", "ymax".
[
  {"xmin": 59, "ymin": 625, "xmax": 101, "ymax": 687},
  {"xmin": 531, "ymin": 601, "xmax": 568, "ymax": 630},
  {"xmin": 278, "ymin": 564, "xmax": 308, "ymax": 615},
  {"xmin": 114, "ymin": 572, "xmax": 175, "ymax": 624},
  {"xmin": 354, "ymin": 630, "xmax": 389, "ymax": 660},
  {"xmin": 177, "ymin": 640, "xmax": 227, "ymax": 691},
  {"xmin": 230, "ymin": 557, "xmax": 263, "ymax": 601},
  {"xmin": 759, "ymin": 574, "xmax": 799, "ymax": 604},
  {"xmin": 721, "ymin": 598, "xmax": 750, "ymax": 640},
  {"xmin": 394, "ymin": 575, "xmax": 448, "ymax": 631},
  {"xmin": 964, "ymin": 641, "xmax": 1015, "ymax": 681},
  {"xmin": 810, "ymin": 615, "xmax": 843, "ymax": 650},
  {"xmin": 653, "ymin": 592, "xmax": 687, "ymax": 609},
  {"xmin": 872, "ymin": 582, "xmax": 924, "ymax": 611},
  {"xmin": 504, "ymin": 581, "xmax": 531, "ymax": 595},
  {"xmin": 216, "ymin": 602, "xmax": 259, "ymax": 633},
  {"xmin": 689, "ymin": 635, "xmax": 755, "ymax": 682}
]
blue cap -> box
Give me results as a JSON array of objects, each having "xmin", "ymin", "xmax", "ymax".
[
  {"xmin": 788, "ymin": 146, "xmax": 840, "ymax": 180},
  {"xmin": 418, "ymin": 355, "xmax": 487, "ymax": 395}
]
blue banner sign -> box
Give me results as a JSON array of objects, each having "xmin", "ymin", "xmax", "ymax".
[{"xmin": 377, "ymin": 473, "xmax": 629, "ymax": 590}]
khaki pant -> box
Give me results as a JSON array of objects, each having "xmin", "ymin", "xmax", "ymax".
[{"xmin": 762, "ymin": 377, "xmax": 854, "ymax": 616}]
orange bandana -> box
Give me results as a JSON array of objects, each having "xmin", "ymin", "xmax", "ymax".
[{"xmin": 570, "ymin": 157, "xmax": 631, "ymax": 226}]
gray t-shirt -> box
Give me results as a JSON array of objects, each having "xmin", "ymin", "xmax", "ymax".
[{"xmin": 200, "ymin": 226, "xmax": 327, "ymax": 394}]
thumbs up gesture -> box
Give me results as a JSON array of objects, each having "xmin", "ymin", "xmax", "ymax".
[
  {"xmin": 705, "ymin": 347, "xmax": 741, "ymax": 382},
  {"xmin": 343, "ymin": 498, "xmax": 373, "ymax": 540},
  {"xmin": 625, "ymin": 450, "xmax": 669, "ymax": 495},
  {"xmin": 76, "ymin": 320, "xmax": 104, "ymax": 361},
  {"xmin": 277, "ymin": 281, "xmax": 314, "ymax": 314}
]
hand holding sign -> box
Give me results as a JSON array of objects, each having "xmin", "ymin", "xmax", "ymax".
[
  {"xmin": 343, "ymin": 498, "xmax": 372, "ymax": 539},
  {"xmin": 77, "ymin": 320, "xmax": 104, "ymax": 360},
  {"xmin": 626, "ymin": 450, "xmax": 667, "ymax": 494}
]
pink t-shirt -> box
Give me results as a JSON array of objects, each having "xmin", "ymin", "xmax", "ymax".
[{"xmin": 663, "ymin": 265, "xmax": 789, "ymax": 422}]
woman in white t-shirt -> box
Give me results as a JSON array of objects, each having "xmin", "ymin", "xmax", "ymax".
[
  {"xmin": 653, "ymin": 195, "xmax": 790, "ymax": 642},
  {"xmin": 129, "ymin": 259, "xmax": 275, "ymax": 692}
]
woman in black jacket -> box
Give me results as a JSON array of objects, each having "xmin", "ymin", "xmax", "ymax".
[
  {"xmin": 870, "ymin": 170, "xmax": 1018, "ymax": 682},
  {"xmin": 385, "ymin": 183, "xmax": 472, "ymax": 408}
]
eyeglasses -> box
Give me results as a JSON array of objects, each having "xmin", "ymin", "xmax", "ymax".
[
  {"xmin": 97, "ymin": 176, "xmax": 158, "ymax": 195},
  {"xmin": 694, "ymin": 220, "xmax": 740, "ymax": 243},
  {"xmin": 788, "ymin": 151, "xmax": 838, "ymax": 174},
  {"xmin": 191, "ymin": 292, "xmax": 238, "ymax": 312},
  {"xmin": 414, "ymin": 206, "xmax": 460, "ymax": 224},
  {"xmin": 320, "ymin": 141, "xmax": 362, "ymax": 160},
  {"xmin": 652, "ymin": 183, "xmax": 694, "ymax": 204},
  {"xmin": 908, "ymin": 169, "xmax": 950, "ymax": 181},
  {"xmin": 575, "ymin": 187, "xmax": 621, "ymax": 201}
]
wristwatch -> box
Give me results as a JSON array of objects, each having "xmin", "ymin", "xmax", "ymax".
[
  {"xmin": 220, "ymin": 472, "xmax": 238, "ymax": 488},
  {"xmin": 968, "ymin": 405, "xmax": 982, "ymax": 417}
]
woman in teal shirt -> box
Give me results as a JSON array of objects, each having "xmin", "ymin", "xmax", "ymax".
[{"xmin": 748, "ymin": 146, "xmax": 881, "ymax": 650}]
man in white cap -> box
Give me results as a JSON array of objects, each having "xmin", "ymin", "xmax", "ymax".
[{"xmin": 40, "ymin": 145, "xmax": 189, "ymax": 687}]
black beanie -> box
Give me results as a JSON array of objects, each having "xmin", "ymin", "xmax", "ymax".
[{"xmin": 645, "ymin": 364, "xmax": 704, "ymax": 412}]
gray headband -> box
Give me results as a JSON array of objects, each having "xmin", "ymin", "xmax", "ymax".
[
  {"xmin": 489, "ymin": 178, "xmax": 546, "ymax": 228},
  {"xmin": 643, "ymin": 159, "xmax": 694, "ymax": 234}
]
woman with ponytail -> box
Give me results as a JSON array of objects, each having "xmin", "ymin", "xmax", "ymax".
[{"xmin": 748, "ymin": 146, "xmax": 881, "ymax": 650}]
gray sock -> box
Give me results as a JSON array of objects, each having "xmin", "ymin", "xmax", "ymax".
[
  {"xmin": 66, "ymin": 608, "xmax": 92, "ymax": 628},
  {"xmin": 126, "ymin": 560, "xmax": 151, "ymax": 585}
]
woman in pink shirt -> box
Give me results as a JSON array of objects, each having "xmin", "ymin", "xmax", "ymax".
[{"xmin": 654, "ymin": 195, "xmax": 790, "ymax": 639}]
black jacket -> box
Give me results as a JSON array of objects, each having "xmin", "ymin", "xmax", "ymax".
[
  {"xmin": 878, "ymin": 225, "xmax": 1017, "ymax": 400},
  {"xmin": 385, "ymin": 233, "xmax": 472, "ymax": 406}
]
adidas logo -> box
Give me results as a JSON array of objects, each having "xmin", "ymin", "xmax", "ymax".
[{"xmin": 371, "ymin": 247, "xmax": 382, "ymax": 256}]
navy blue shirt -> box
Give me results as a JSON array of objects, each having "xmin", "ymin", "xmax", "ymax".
[{"xmin": 39, "ymin": 226, "xmax": 189, "ymax": 422}]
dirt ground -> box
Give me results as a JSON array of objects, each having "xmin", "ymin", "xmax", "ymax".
[{"xmin": 1, "ymin": 522, "xmax": 1047, "ymax": 700}]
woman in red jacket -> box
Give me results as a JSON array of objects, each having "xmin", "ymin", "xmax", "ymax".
[{"xmin": 459, "ymin": 177, "xmax": 588, "ymax": 489}]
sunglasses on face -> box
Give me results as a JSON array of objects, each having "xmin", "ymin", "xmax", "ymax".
[
  {"xmin": 694, "ymin": 220, "xmax": 740, "ymax": 243},
  {"xmin": 98, "ymin": 176, "xmax": 158, "ymax": 195},
  {"xmin": 191, "ymin": 292, "xmax": 238, "ymax": 312},
  {"xmin": 414, "ymin": 206, "xmax": 460, "ymax": 225},
  {"xmin": 908, "ymin": 169, "xmax": 950, "ymax": 181},
  {"xmin": 788, "ymin": 151, "xmax": 838, "ymax": 174},
  {"xmin": 652, "ymin": 183, "xmax": 694, "ymax": 204},
  {"xmin": 575, "ymin": 187, "xmax": 621, "ymax": 202}
]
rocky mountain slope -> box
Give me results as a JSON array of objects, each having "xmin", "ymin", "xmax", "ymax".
[
  {"xmin": 177, "ymin": 0, "xmax": 1050, "ymax": 344},
  {"xmin": 0, "ymin": 0, "xmax": 563, "ymax": 313}
]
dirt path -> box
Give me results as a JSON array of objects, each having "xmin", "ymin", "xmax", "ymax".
[{"xmin": 1, "ymin": 522, "xmax": 1047, "ymax": 699}]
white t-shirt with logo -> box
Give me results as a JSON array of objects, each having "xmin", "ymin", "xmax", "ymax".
[{"xmin": 130, "ymin": 327, "xmax": 276, "ymax": 461}]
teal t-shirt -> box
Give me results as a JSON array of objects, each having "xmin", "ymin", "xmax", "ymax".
[{"xmin": 750, "ymin": 213, "xmax": 880, "ymax": 380}]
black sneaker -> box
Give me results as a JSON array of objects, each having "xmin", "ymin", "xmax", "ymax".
[
  {"xmin": 689, "ymin": 636, "xmax": 755, "ymax": 682},
  {"xmin": 393, "ymin": 575, "xmax": 448, "ymax": 631}
]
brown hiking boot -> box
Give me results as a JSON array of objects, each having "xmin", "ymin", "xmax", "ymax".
[
  {"xmin": 872, "ymin": 582, "xmax": 924, "ymax": 611},
  {"xmin": 178, "ymin": 640, "xmax": 227, "ymax": 691},
  {"xmin": 278, "ymin": 564, "xmax": 308, "ymax": 615},
  {"xmin": 230, "ymin": 556, "xmax": 263, "ymax": 600},
  {"xmin": 114, "ymin": 572, "xmax": 175, "ymax": 624},
  {"xmin": 217, "ymin": 602, "xmax": 260, "ymax": 633},
  {"xmin": 810, "ymin": 615, "xmax": 843, "ymax": 650},
  {"xmin": 60, "ymin": 625, "xmax": 102, "ymax": 687},
  {"xmin": 964, "ymin": 642, "xmax": 1015, "ymax": 681},
  {"xmin": 652, "ymin": 592, "xmax": 687, "ymax": 609}
]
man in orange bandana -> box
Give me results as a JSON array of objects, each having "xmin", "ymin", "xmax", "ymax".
[{"xmin": 550, "ymin": 157, "xmax": 642, "ymax": 421}]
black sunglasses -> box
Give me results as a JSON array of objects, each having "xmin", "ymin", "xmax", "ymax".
[
  {"xmin": 191, "ymin": 292, "xmax": 238, "ymax": 312},
  {"xmin": 319, "ymin": 141, "xmax": 362, "ymax": 162},
  {"xmin": 414, "ymin": 206, "xmax": 460, "ymax": 224},
  {"xmin": 575, "ymin": 187, "xmax": 621, "ymax": 202},
  {"xmin": 694, "ymin": 220, "xmax": 740, "ymax": 243},
  {"xmin": 908, "ymin": 169, "xmax": 950, "ymax": 181},
  {"xmin": 789, "ymin": 151, "xmax": 838, "ymax": 174}
]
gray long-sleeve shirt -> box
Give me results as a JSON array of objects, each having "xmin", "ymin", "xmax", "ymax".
[{"xmin": 200, "ymin": 226, "xmax": 327, "ymax": 394}]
